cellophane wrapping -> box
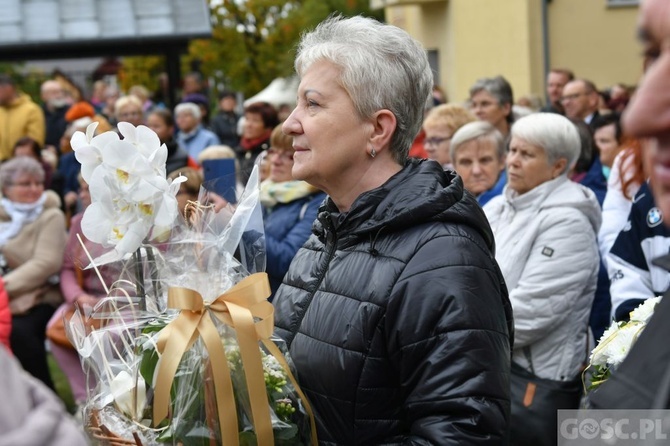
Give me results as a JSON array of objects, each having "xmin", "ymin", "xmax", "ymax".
[{"xmin": 67, "ymin": 168, "xmax": 314, "ymax": 445}]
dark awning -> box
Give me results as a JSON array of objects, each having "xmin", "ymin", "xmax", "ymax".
[{"xmin": 0, "ymin": 0, "xmax": 212, "ymax": 61}]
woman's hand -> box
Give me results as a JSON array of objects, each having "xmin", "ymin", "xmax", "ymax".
[
  {"xmin": 74, "ymin": 293, "xmax": 98, "ymax": 308},
  {"xmin": 64, "ymin": 191, "xmax": 78, "ymax": 210},
  {"xmin": 207, "ymin": 191, "xmax": 231, "ymax": 213}
]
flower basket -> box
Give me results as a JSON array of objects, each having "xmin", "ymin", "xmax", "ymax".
[
  {"xmin": 88, "ymin": 409, "xmax": 143, "ymax": 446},
  {"xmin": 66, "ymin": 122, "xmax": 316, "ymax": 446}
]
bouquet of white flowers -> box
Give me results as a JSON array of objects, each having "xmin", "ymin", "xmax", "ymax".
[
  {"xmin": 66, "ymin": 122, "xmax": 316, "ymax": 445},
  {"xmin": 586, "ymin": 297, "xmax": 662, "ymax": 391}
]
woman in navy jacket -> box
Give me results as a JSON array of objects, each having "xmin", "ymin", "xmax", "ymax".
[{"xmin": 261, "ymin": 124, "xmax": 325, "ymax": 298}]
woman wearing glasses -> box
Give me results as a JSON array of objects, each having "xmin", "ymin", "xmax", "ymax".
[
  {"xmin": 113, "ymin": 95, "xmax": 145, "ymax": 128},
  {"xmin": 261, "ymin": 124, "xmax": 325, "ymax": 299},
  {"xmin": 0, "ymin": 157, "xmax": 66, "ymax": 389},
  {"xmin": 469, "ymin": 75, "xmax": 515, "ymax": 142},
  {"xmin": 422, "ymin": 103, "xmax": 475, "ymax": 169}
]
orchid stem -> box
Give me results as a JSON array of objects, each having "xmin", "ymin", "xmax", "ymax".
[
  {"xmin": 134, "ymin": 248, "xmax": 146, "ymax": 311},
  {"xmin": 145, "ymin": 246, "xmax": 161, "ymax": 309}
]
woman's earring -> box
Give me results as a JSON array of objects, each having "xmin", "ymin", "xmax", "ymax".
[{"xmin": 369, "ymin": 148, "xmax": 376, "ymax": 158}]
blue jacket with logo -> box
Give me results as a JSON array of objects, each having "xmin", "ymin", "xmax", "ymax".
[{"xmin": 607, "ymin": 182, "xmax": 670, "ymax": 321}]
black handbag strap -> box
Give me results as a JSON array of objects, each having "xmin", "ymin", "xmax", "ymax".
[{"xmin": 523, "ymin": 346, "xmax": 535, "ymax": 375}]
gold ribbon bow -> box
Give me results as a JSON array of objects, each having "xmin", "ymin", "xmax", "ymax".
[{"xmin": 153, "ymin": 272, "xmax": 317, "ymax": 446}]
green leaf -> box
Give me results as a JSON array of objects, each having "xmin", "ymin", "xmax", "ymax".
[
  {"xmin": 274, "ymin": 424, "xmax": 298, "ymax": 440},
  {"xmin": 239, "ymin": 430, "xmax": 257, "ymax": 446}
]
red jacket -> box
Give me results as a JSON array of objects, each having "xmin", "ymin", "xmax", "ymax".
[{"xmin": 0, "ymin": 278, "xmax": 11, "ymax": 352}]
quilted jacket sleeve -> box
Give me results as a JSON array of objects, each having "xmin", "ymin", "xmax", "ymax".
[{"xmin": 385, "ymin": 231, "xmax": 512, "ymax": 445}]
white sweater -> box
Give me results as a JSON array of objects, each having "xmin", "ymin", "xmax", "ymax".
[{"xmin": 484, "ymin": 176, "xmax": 601, "ymax": 380}]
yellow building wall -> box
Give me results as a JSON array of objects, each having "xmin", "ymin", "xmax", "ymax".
[
  {"xmin": 375, "ymin": 0, "xmax": 641, "ymax": 106},
  {"xmin": 382, "ymin": 0, "xmax": 545, "ymax": 104},
  {"xmin": 547, "ymin": 0, "xmax": 641, "ymax": 91}
]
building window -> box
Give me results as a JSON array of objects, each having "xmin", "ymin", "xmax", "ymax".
[{"xmin": 607, "ymin": 0, "xmax": 639, "ymax": 7}]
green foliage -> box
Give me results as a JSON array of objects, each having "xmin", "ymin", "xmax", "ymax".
[
  {"xmin": 137, "ymin": 318, "xmax": 306, "ymax": 444},
  {"xmin": 0, "ymin": 62, "xmax": 48, "ymax": 102},
  {"xmin": 185, "ymin": 0, "xmax": 384, "ymax": 98},
  {"xmin": 116, "ymin": 0, "xmax": 383, "ymax": 100},
  {"xmin": 119, "ymin": 56, "xmax": 166, "ymax": 94},
  {"xmin": 47, "ymin": 353, "xmax": 76, "ymax": 413}
]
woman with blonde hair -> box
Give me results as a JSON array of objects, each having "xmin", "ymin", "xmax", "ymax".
[
  {"xmin": 422, "ymin": 103, "xmax": 475, "ymax": 169},
  {"xmin": 114, "ymin": 95, "xmax": 144, "ymax": 127}
]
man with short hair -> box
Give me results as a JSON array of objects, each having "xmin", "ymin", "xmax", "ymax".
[
  {"xmin": 589, "ymin": 0, "xmax": 670, "ymax": 410},
  {"xmin": 181, "ymin": 72, "xmax": 205, "ymax": 97},
  {"xmin": 541, "ymin": 68, "xmax": 574, "ymax": 114},
  {"xmin": 0, "ymin": 74, "xmax": 45, "ymax": 161},
  {"xmin": 561, "ymin": 78, "xmax": 600, "ymax": 127},
  {"xmin": 211, "ymin": 91, "xmax": 241, "ymax": 148},
  {"xmin": 40, "ymin": 79, "xmax": 69, "ymax": 153}
]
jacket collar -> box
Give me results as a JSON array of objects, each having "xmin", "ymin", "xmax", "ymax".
[{"xmin": 314, "ymin": 159, "xmax": 495, "ymax": 250}]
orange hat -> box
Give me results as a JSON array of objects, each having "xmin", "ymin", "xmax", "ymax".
[{"xmin": 65, "ymin": 101, "xmax": 95, "ymax": 122}]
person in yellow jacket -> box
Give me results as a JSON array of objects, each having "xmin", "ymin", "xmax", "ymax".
[{"xmin": 0, "ymin": 74, "xmax": 45, "ymax": 162}]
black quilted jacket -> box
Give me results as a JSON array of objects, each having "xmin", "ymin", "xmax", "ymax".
[{"xmin": 273, "ymin": 159, "xmax": 513, "ymax": 445}]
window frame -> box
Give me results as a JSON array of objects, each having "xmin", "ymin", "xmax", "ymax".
[{"xmin": 606, "ymin": 0, "xmax": 639, "ymax": 7}]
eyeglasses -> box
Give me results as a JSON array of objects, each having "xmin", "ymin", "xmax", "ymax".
[
  {"xmin": 424, "ymin": 136, "xmax": 452, "ymax": 147},
  {"xmin": 266, "ymin": 149, "xmax": 294, "ymax": 161},
  {"xmin": 119, "ymin": 111, "xmax": 142, "ymax": 118},
  {"xmin": 560, "ymin": 92, "xmax": 587, "ymax": 102},
  {"xmin": 9, "ymin": 180, "xmax": 44, "ymax": 188}
]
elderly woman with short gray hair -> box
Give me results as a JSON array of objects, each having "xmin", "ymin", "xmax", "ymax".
[
  {"xmin": 273, "ymin": 14, "xmax": 513, "ymax": 444},
  {"xmin": 469, "ymin": 75, "xmax": 515, "ymax": 139},
  {"xmin": 0, "ymin": 157, "xmax": 66, "ymax": 390},
  {"xmin": 450, "ymin": 120, "xmax": 506, "ymax": 205},
  {"xmin": 483, "ymin": 112, "xmax": 601, "ymax": 445},
  {"xmin": 175, "ymin": 101, "xmax": 221, "ymax": 161}
]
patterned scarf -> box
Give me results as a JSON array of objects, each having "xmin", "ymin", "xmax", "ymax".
[
  {"xmin": 240, "ymin": 130, "xmax": 272, "ymax": 151},
  {"xmin": 260, "ymin": 180, "xmax": 320, "ymax": 208}
]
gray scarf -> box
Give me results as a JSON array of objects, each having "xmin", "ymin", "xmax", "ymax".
[{"xmin": 0, "ymin": 193, "xmax": 47, "ymax": 248}]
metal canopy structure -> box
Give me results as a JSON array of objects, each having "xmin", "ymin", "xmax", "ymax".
[{"xmin": 0, "ymin": 0, "xmax": 213, "ymax": 107}]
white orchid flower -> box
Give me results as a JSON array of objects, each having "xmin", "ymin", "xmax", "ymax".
[
  {"xmin": 76, "ymin": 122, "xmax": 185, "ymax": 265},
  {"xmin": 71, "ymin": 122, "xmax": 121, "ymax": 183},
  {"xmin": 110, "ymin": 370, "xmax": 147, "ymax": 420},
  {"xmin": 117, "ymin": 122, "xmax": 169, "ymax": 178}
]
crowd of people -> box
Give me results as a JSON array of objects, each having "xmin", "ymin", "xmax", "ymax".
[{"xmin": 1, "ymin": 1, "xmax": 669, "ymax": 443}]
